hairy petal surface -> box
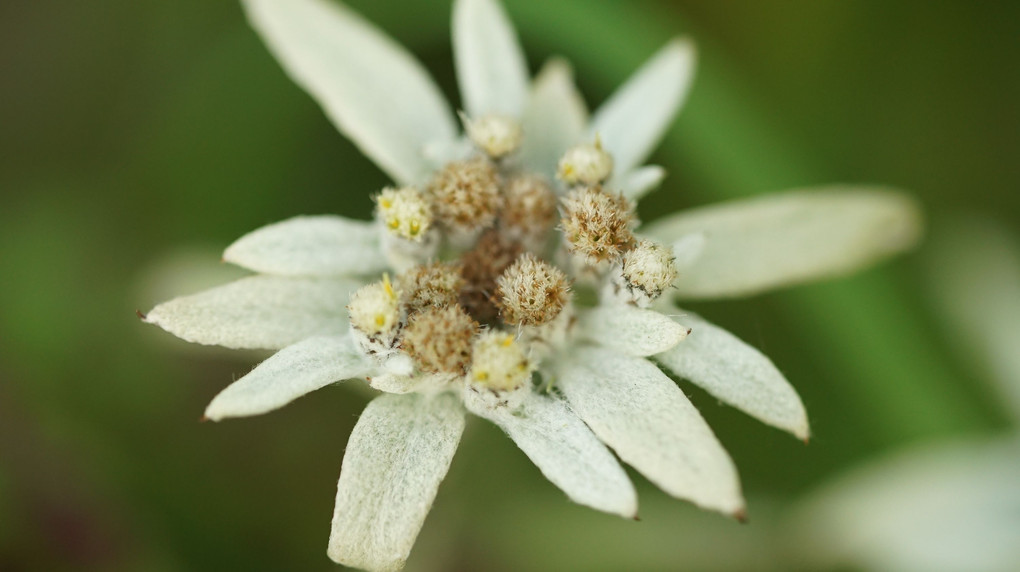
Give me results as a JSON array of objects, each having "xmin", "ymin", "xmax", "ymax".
[
  {"xmin": 577, "ymin": 305, "xmax": 688, "ymax": 357},
  {"xmin": 224, "ymin": 215, "xmax": 388, "ymax": 277},
  {"xmin": 473, "ymin": 392, "xmax": 637, "ymax": 518},
  {"xmin": 643, "ymin": 188, "xmax": 923, "ymax": 299},
  {"xmin": 520, "ymin": 58, "xmax": 588, "ymax": 180},
  {"xmin": 144, "ymin": 275, "xmax": 359, "ymax": 350},
  {"xmin": 654, "ymin": 306, "xmax": 809, "ymax": 439},
  {"xmin": 556, "ymin": 348, "xmax": 744, "ymax": 515},
  {"xmin": 452, "ymin": 0, "xmax": 529, "ymax": 117},
  {"xmin": 328, "ymin": 393, "xmax": 465, "ymax": 572},
  {"xmin": 589, "ymin": 39, "xmax": 695, "ymax": 176},
  {"xmin": 205, "ymin": 335, "xmax": 375, "ymax": 421},
  {"xmin": 242, "ymin": 0, "xmax": 457, "ymax": 185}
]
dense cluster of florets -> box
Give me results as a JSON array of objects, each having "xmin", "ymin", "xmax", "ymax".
[
  {"xmin": 348, "ymin": 114, "xmax": 678, "ymax": 398},
  {"xmin": 561, "ymin": 185, "xmax": 636, "ymax": 263},
  {"xmin": 495, "ymin": 253, "xmax": 570, "ymax": 326}
]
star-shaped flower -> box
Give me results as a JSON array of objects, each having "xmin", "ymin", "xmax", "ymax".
[{"xmin": 142, "ymin": 0, "xmax": 922, "ymax": 570}]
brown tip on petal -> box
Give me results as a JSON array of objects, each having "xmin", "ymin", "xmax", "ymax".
[
  {"xmin": 733, "ymin": 509, "xmax": 749, "ymax": 524},
  {"xmin": 686, "ymin": 328, "xmax": 692, "ymax": 335},
  {"xmin": 135, "ymin": 309, "xmax": 147, "ymax": 320},
  {"xmin": 199, "ymin": 415, "xmax": 210, "ymax": 423},
  {"xmin": 802, "ymin": 435, "xmax": 811, "ymax": 445},
  {"xmin": 632, "ymin": 514, "xmax": 642, "ymax": 522}
]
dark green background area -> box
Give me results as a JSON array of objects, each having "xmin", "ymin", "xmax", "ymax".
[{"xmin": 1, "ymin": 1, "xmax": 1017, "ymax": 570}]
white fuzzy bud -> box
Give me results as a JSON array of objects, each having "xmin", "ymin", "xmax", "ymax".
[
  {"xmin": 375, "ymin": 186, "xmax": 432, "ymax": 242},
  {"xmin": 607, "ymin": 239, "xmax": 678, "ymax": 307},
  {"xmin": 462, "ymin": 113, "xmax": 523, "ymax": 159},
  {"xmin": 348, "ymin": 275, "xmax": 402, "ymax": 357},
  {"xmin": 557, "ymin": 138, "xmax": 613, "ymax": 186},
  {"xmin": 462, "ymin": 331, "xmax": 532, "ymax": 412},
  {"xmin": 469, "ymin": 331, "xmax": 532, "ymax": 391}
]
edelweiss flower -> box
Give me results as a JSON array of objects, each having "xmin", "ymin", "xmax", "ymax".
[{"xmin": 141, "ymin": 0, "xmax": 922, "ymax": 570}]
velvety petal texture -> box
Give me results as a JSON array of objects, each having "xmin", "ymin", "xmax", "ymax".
[
  {"xmin": 576, "ymin": 305, "xmax": 688, "ymax": 357},
  {"xmin": 589, "ymin": 39, "xmax": 695, "ymax": 177},
  {"xmin": 224, "ymin": 215, "xmax": 388, "ymax": 277},
  {"xmin": 328, "ymin": 393, "xmax": 465, "ymax": 572},
  {"xmin": 643, "ymin": 188, "xmax": 923, "ymax": 299},
  {"xmin": 144, "ymin": 276, "xmax": 359, "ymax": 350},
  {"xmin": 452, "ymin": 0, "xmax": 529, "ymax": 117},
  {"xmin": 520, "ymin": 59, "xmax": 588, "ymax": 180},
  {"xmin": 654, "ymin": 307, "xmax": 809, "ymax": 439},
  {"xmin": 556, "ymin": 348, "xmax": 744, "ymax": 515},
  {"xmin": 474, "ymin": 392, "xmax": 638, "ymax": 518},
  {"xmin": 242, "ymin": 0, "xmax": 457, "ymax": 185},
  {"xmin": 205, "ymin": 335, "xmax": 375, "ymax": 421}
]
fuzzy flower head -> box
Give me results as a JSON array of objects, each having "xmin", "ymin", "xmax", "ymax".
[
  {"xmin": 558, "ymin": 138, "xmax": 614, "ymax": 186},
  {"xmin": 142, "ymin": 0, "xmax": 923, "ymax": 570},
  {"xmin": 462, "ymin": 112, "xmax": 524, "ymax": 159},
  {"xmin": 375, "ymin": 187, "xmax": 432, "ymax": 242}
]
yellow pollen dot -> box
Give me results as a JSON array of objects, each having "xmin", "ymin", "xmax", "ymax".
[
  {"xmin": 409, "ymin": 220, "xmax": 420, "ymax": 235},
  {"xmin": 374, "ymin": 315, "xmax": 386, "ymax": 327},
  {"xmin": 382, "ymin": 273, "xmax": 395, "ymax": 299},
  {"xmin": 379, "ymin": 198, "xmax": 392, "ymax": 208},
  {"xmin": 501, "ymin": 335, "xmax": 514, "ymax": 347},
  {"xmin": 387, "ymin": 218, "xmax": 399, "ymax": 230}
]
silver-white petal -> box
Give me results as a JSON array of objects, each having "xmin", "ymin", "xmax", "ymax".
[
  {"xmin": 576, "ymin": 305, "xmax": 688, "ymax": 357},
  {"xmin": 791, "ymin": 438, "xmax": 1020, "ymax": 572},
  {"xmin": 223, "ymin": 215, "xmax": 388, "ymax": 277},
  {"xmin": 588, "ymin": 39, "xmax": 695, "ymax": 177},
  {"xmin": 205, "ymin": 335, "xmax": 375, "ymax": 421},
  {"xmin": 520, "ymin": 58, "xmax": 588, "ymax": 180},
  {"xmin": 473, "ymin": 392, "xmax": 638, "ymax": 518},
  {"xmin": 328, "ymin": 393, "xmax": 465, "ymax": 572},
  {"xmin": 144, "ymin": 275, "xmax": 359, "ymax": 350},
  {"xmin": 653, "ymin": 306, "xmax": 809, "ymax": 440},
  {"xmin": 669, "ymin": 231, "xmax": 707, "ymax": 271},
  {"xmin": 242, "ymin": 0, "xmax": 457, "ymax": 185},
  {"xmin": 642, "ymin": 188, "xmax": 923, "ymax": 299},
  {"xmin": 926, "ymin": 216, "xmax": 1020, "ymax": 424},
  {"xmin": 452, "ymin": 0, "xmax": 530, "ymax": 118},
  {"xmin": 556, "ymin": 348, "xmax": 744, "ymax": 515},
  {"xmin": 617, "ymin": 165, "xmax": 666, "ymax": 202}
]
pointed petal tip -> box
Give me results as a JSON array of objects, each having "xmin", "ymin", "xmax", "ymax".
[
  {"xmin": 796, "ymin": 419, "xmax": 812, "ymax": 443},
  {"xmin": 733, "ymin": 508, "xmax": 749, "ymax": 524},
  {"xmin": 202, "ymin": 406, "xmax": 224, "ymax": 422},
  {"xmin": 540, "ymin": 56, "xmax": 574, "ymax": 78},
  {"xmin": 666, "ymin": 36, "xmax": 696, "ymax": 57},
  {"xmin": 135, "ymin": 309, "xmax": 147, "ymax": 321}
]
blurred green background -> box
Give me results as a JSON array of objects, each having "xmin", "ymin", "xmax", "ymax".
[{"xmin": 2, "ymin": 1, "xmax": 1018, "ymax": 570}]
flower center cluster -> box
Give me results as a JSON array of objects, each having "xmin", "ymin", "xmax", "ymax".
[{"xmin": 348, "ymin": 114, "xmax": 678, "ymax": 401}]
